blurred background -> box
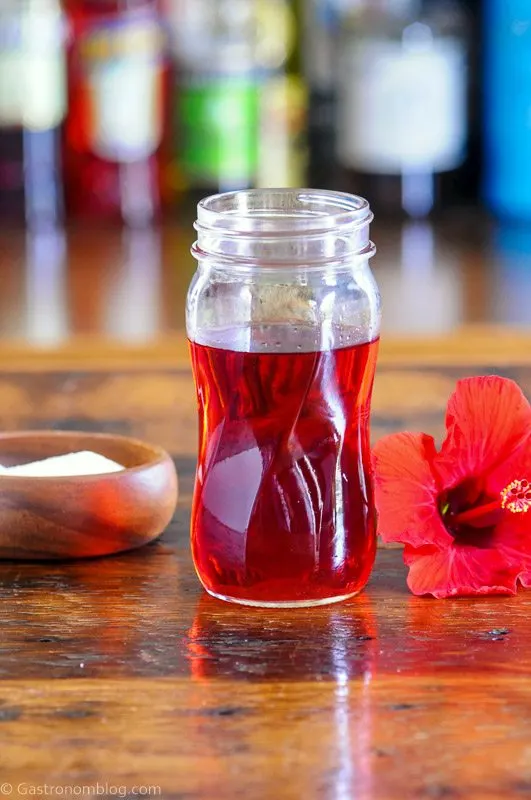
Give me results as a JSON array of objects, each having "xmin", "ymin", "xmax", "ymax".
[{"xmin": 0, "ymin": 0, "xmax": 530, "ymax": 346}]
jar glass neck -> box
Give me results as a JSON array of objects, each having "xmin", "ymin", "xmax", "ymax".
[{"xmin": 192, "ymin": 189, "xmax": 374, "ymax": 270}]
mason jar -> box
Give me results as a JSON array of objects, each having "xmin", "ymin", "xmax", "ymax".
[{"xmin": 187, "ymin": 188, "xmax": 381, "ymax": 607}]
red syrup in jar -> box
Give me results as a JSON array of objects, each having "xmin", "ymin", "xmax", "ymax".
[{"xmin": 189, "ymin": 332, "xmax": 379, "ymax": 606}]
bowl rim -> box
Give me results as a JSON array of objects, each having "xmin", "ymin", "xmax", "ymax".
[{"xmin": 0, "ymin": 430, "xmax": 173, "ymax": 482}]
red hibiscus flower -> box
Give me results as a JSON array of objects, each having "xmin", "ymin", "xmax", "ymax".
[{"xmin": 373, "ymin": 376, "xmax": 531, "ymax": 598}]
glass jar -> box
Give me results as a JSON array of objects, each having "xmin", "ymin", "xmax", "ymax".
[{"xmin": 186, "ymin": 188, "xmax": 381, "ymax": 607}]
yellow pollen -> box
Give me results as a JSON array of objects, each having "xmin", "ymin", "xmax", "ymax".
[{"xmin": 500, "ymin": 479, "xmax": 531, "ymax": 514}]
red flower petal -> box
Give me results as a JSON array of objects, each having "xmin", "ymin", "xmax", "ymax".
[
  {"xmin": 373, "ymin": 432, "xmax": 452, "ymax": 548},
  {"xmin": 434, "ymin": 377, "xmax": 531, "ymax": 490},
  {"xmin": 403, "ymin": 541, "xmax": 520, "ymax": 598},
  {"xmin": 486, "ymin": 444, "xmax": 531, "ymax": 586}
]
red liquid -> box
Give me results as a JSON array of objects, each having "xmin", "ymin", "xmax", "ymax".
[{"xmin": 189, "ymin": 335, "xmax": 379, "ymax": 606}]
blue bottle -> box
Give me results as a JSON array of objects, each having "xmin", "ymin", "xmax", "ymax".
[{"xmin": 484, "ymin": 0, "xmax": 531, "ymax": 219}]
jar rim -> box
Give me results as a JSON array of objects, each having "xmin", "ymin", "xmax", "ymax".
[
  {"xmin": 196, "ymin": 189, "xmax": 373, "ymax": 235},
  {"xmin": 193, "ymin": 189, "xmax": 374, "ymax": 268}
]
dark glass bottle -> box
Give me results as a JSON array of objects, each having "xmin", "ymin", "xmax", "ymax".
[
  {"xmin": 336, "ymin": 0, "xmax": 469, "ymax": 218},
  {"xmin": 0, "ymin": 0, "xmax": 66, "ymax": 229},
  {"xmin": 256, "ymin": 0, "xmax": 308, "ymax": 189},
  {"xmin": 64, "ymin": 0, "xmax": 168, "ymax": 225},
  {"xmin": 302, "ymin": 0, "xmax": 342, "ymax": 189}
]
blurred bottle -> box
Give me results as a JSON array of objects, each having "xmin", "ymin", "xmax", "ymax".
[
  {"xmin": 256, "ymin": 0, "xmax": 308, "ymax": 189},
  {"xmin": 483, "ymin": 1, "xmax": 531, "ymax": 220},
  {"xmin": 167, "ymin": 0, "xmax": 259, "ymax": 200},
  {"xmin": 0, "ymin": 0, "xmax": 66, "ymax": 229},
  {"xmin": 336, "ymin": 0, "xmax": 469, "ymax": 218},
  {"xmin": 64, "ymin": 0, "xmax": 167, "ymax": 226},
  {"xmin": 302, "ymin": 0, "xmax": 344, "ymax": 188}
]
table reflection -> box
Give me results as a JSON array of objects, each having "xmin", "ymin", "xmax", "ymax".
[
  {"xmin": 376, "ymin": 222, "xmax": 463, "ymax": 335},
  {"xmin": 187, "ymin": 594, "xmax": 377, "ymax": 681},
  {"xmin": 490, "ymin": 224, "xmax": 531, "ymax": 327},
  {"xmin": 26, "ymin": 228, "xmax": 68, "ymax": 345},
  {"xmin": 365, "ymin": 590, "xmax": 531, "ymax": 677},
  {"xmin": 0, "ymin": 229, "xmax": 26, "ymax": 337},
  {"xmin": 0, "ymin": 549, "xmax": 184, "ymax": 677},
  {"xmin": 103, "ymin": 227, "xmax": 162, "ymax": 342},
  {"xmin": 187, "ymin": 594, "xmax": 377, "ymax": 799},
  {"xmin": 0, "ymin": 216, "xmax": 523, "ymax": 346}
]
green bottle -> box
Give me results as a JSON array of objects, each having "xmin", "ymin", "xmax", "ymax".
[{"xmin": 168, "ymin": 0, "xmax": 260, "ymax": 198}]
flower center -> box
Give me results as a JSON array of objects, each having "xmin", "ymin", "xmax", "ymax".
[
  {"xmin": 500, "ymin": 479, "xmax": 531, "ymax": 514},
  {"xmin": 441, "ymin": 477, "xmax": 531, "ymax": 541}
]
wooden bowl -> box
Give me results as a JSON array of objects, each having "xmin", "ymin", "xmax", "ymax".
[{"xmin": 0, "ymin": 431, "xmax": 178, "ymax": 560}]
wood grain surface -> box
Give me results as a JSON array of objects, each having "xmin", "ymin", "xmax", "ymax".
[{"xmin": 0, "ymin": 348, "xmax": 529, "ymax": 798}]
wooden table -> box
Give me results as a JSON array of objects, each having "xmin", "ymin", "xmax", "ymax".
[
  {"xmin": 1, "ymin": 331, "xmax": 531, "ymax": 800},
  {"xmin": 0, "ymin": 211, "xmax": 530, "ymax": 798}
]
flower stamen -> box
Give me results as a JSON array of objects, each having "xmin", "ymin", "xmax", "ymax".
[{"xmin": 500, "ymin": 479, "xmax": 531, "ymax": 514}]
